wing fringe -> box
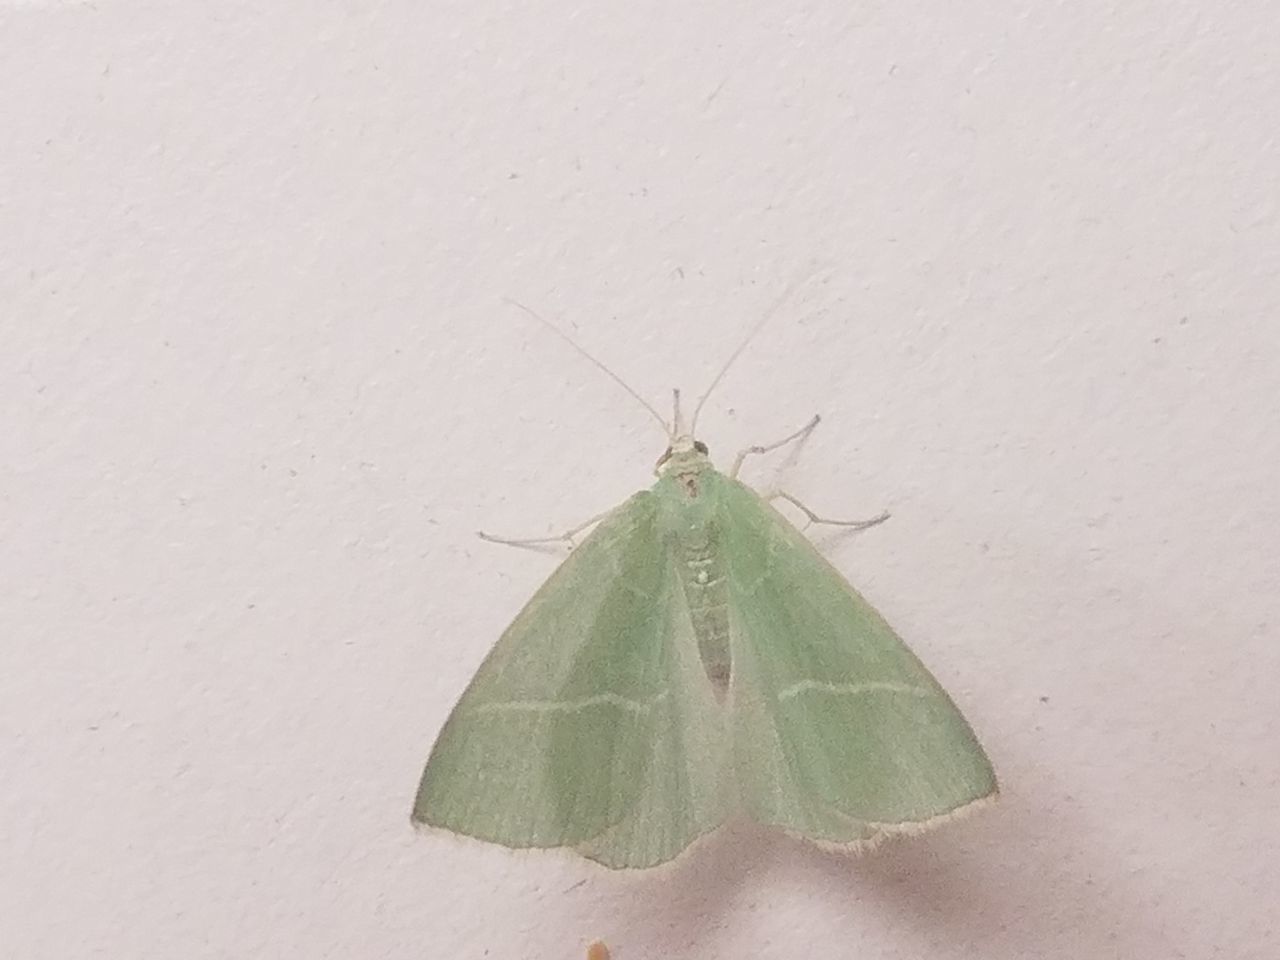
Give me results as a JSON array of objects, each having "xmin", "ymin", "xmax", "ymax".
[{"xmin": 792, "ymin": 788, "xmax": 999, "ymax": 855}]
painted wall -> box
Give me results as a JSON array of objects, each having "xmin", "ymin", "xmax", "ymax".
[{"xmin": 3, "ymin": 3, "xmax": 1276, "ymax": 958}]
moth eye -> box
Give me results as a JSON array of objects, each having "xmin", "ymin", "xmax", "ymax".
[
  {"xmin": 656, "ymin": 447, "xmax": 673, "ymax": 466},
  {"xmin": 694, "ymin": 440, "xmax": 709, "ymax": 454}
]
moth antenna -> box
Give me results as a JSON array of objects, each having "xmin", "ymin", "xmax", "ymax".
[
  {"xmin": 671, "ymin": 388, "xmax": 685, "ymax": 438},
  {"xmin": 689, "ymin": 267, "xmax": 829, "ymax": 435},
  {"xmin": 503, "ymin": 298, "xmax": 672, "ymax": 438}
]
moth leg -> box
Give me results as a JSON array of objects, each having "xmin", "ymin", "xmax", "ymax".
[
  {"xmin": 730, "ymin": 414, "xmax": 821, "ymax": 478},
  {"xmin": 771, "ymin": 491, "xmax": 890, "ymax": 531},
  {"xmin": 477, "ymin": 509, "xmax": 612, "ymax": 550}
]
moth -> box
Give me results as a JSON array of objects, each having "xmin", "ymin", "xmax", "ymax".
[{"xmin": 412, "ymin": 299, "xmax": 997, "ymax": 869}]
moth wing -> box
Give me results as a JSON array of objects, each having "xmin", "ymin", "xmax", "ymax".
[
  {"xmin": 412, "ymin": 491, "xmax": 729, "ymax": 868},
  {"xmin": 715, "ymin": 477, "xmax": 997, "ymax": 847}
]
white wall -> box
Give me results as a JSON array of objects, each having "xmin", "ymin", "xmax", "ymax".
[{"xmin": 3, "ymin": 3, "xmax": 1277, "ymax": 958}]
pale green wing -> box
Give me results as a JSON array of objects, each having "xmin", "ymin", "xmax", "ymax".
[
  {"xmin": 412, "ymin": 491, "xmax": 729, "ymax": 868},
  {"xmin": 711, "ymin": 474, "xmax": 997, "ymax": 847}
]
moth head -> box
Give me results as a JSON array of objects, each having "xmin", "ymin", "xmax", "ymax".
[
  {"xmin": 655, "ymin": 437, "xmax": 709, "ymax": 472},
  {"xmin": 655, "ymin": 389, "xmax": 711, "ymax": 472}
]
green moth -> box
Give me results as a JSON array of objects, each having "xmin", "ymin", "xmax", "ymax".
[{"xmin": 413, "ymin": 309, "xmax": 997, "ymax": 869}]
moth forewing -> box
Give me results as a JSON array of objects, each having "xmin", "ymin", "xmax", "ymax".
[
  {"xmin": 413, "ymin": 485, "xmax": 731, "ymax": 869},
  {"xmin": 712, "ymin": 472, "xmax": 998, "ymax": 841}
]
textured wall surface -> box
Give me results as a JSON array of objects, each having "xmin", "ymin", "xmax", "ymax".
[{"xmin": 3, "ymin": 3, "xmax": 1277, "ymax": 958}]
